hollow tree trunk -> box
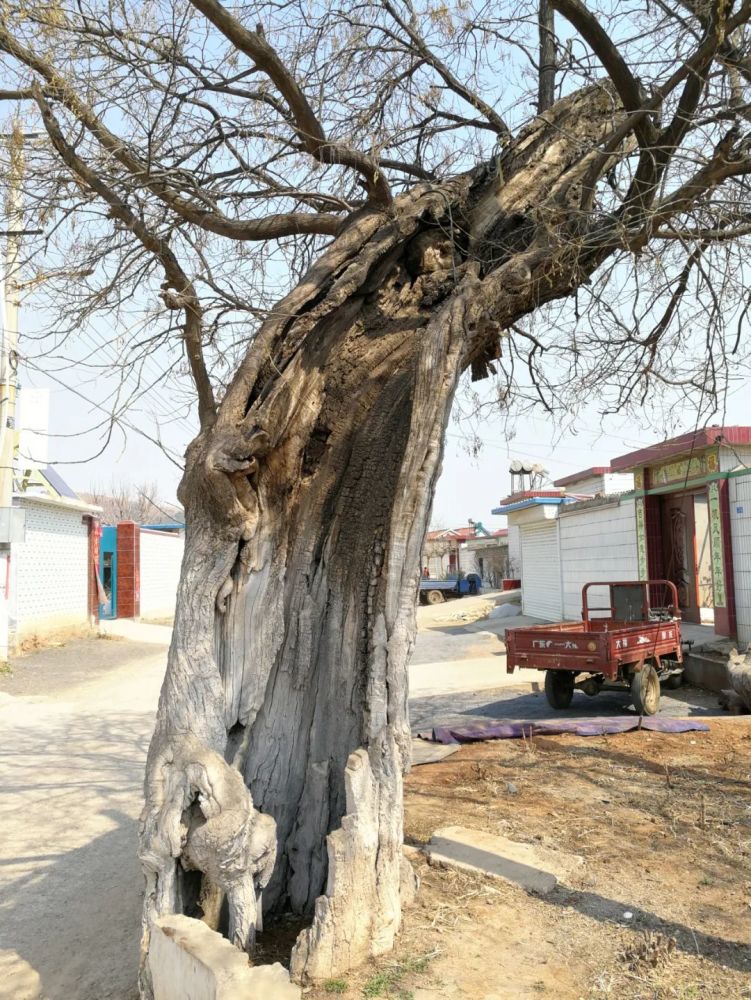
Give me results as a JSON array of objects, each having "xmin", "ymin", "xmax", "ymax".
[{"xmin": 138, "ymin": 83, "xmax": 627, "ymax": 996}]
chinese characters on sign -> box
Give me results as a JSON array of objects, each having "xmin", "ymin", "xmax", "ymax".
[
  {"xmin": 532, "ymin": 639, "xmax": 580, "ymax": 650},
  {"xmin": 635, "ymin": 498, "xmax": 648, "ymax": 580},
  {"xmin": 651, "ymin": 449, "xmax": 719, "ymax": 486},
  {"xmin": 707, "ymin": 482, "xmax": 726, "ymax": 607}
]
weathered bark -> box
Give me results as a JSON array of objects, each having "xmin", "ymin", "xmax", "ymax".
[{"xmin": 138, "ymin": 83, "xmax": 628, "ymax": 996}]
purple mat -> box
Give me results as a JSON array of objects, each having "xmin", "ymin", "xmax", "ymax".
[{"xmin": 418, "ymin": 716, "xmax": 710, "ymax": 745}]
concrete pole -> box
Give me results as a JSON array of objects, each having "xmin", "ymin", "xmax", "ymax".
[{"xmin": 0, "ymin": 125, "xmax": 23, "ymax": 666}]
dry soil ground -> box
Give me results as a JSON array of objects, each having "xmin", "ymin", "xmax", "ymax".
[{"xmin": 306, "ymin": 717, "xmax": 751, "ymax": 1000}]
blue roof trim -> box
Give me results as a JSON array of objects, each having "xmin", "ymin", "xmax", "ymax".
[{"xmin": 491, "ymin": 496, "xmax": 574, "ymax": 515}]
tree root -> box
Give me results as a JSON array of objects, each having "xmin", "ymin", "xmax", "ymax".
[{"xmin": 139, "ymin": 733, "xmax": 277, "ymax": 987}]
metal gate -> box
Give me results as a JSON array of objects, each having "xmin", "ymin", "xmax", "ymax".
[
  {"xmin": 520, "ymin": 521, "xmax": 561, "ymax": 620},
  {"xmin": 99, "ymin": 525, "xmax": 117, "ymax": 619}
]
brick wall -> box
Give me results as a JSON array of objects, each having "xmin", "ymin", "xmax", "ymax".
[{"xmin": 116, "ymin": 521, "xmax": 140, "ymax": 618}]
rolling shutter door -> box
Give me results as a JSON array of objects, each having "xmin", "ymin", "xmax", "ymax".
[{"xmin": 520, "ymin": 522, "xmax": 561, "ymax": 620}]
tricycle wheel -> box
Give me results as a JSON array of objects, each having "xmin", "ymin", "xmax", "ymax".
[
  {"xmin": 425, "ymin": 589, "xmax": 445, "ymax": 605},
  {"xmin": 544, "ymin": 670, "xmax": 575, "ymax": 710},
  {"xmin": 664, "ymin": 670, "xmax": 684, "ymax": 690},
  {"xmin": 631, "ymin": 662, "xmax": 660, "ymax": 715}
]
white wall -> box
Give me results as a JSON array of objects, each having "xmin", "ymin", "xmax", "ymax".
[
  {"xmin": 604, "ymin": 472, "xmax": 635, "ymax": 494},
  {"xmin": 729, "ymin": 471, "xmax": 751, "ymax": 645},
  {"xmin": 719, "ymin": 444, "xmax": 751, "ymax": 472},
  {"xmin": 425, "ymin": 553, "xmax": 447, "ymax": 578},
  {"xmin": 13, "ymin": 498, "xmax": 90, "ymax": 641},
  {"xmin": 140, "ymin": 529, "xmax": 184, "ymax": 619},
  {"xmin": 507, "ymin": 524, "xmax": 521, "ymax": 576},
  {"xmin": 720, "ymin": 446, "xmax": 751, "ymax": 643},
  {"xmin": 558, "ymin": 472, "xmax": 634, "ymax": 496},
  {"xmin": 458, "ymin": 545, "xmax": 480, "ymax": 576},
  {"xmin": 558, "ymin": 499, "xmax": 638, "ymax": 620}
]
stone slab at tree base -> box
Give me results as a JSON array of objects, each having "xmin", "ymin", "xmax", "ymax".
[
  {"xmin": 410, "ymin": 738, "xmax": 461, "ymax": 766},
  {"xmin": 424, "ymin": 826, "xmax": 582, "ymax": 894},
  {"xmin": 149, "ymin": 914, "xmax": 300, "ymax": 1000}
]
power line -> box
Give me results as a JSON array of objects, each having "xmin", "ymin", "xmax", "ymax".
[{"xmin": 20, "ymin": 355, "xmax": 184, "ymax": 469}]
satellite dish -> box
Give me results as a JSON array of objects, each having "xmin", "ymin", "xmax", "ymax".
[{"xmin": 509, "ymin": 460, "xmax": 524, "ymax": 473}]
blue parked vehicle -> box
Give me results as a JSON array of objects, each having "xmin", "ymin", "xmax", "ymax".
[{"xmin": 419, "ymin": 573, "xmax": 481, "ymax": 605}]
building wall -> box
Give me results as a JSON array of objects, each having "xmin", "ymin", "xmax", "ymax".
[
  {"xmin": 458, "ymin": 545, "xmax": 480, "ymax": 577},
  {"xmin": 719, "ymin": 444, "xmax": 751, "ymax": 472},
  {"xmin": 425, "ymin": 553, "xmax": 448, "ymax": 578},
  {"xmin": 464, "ymin": 543, "xmax": 510, "ymax": 587},
  {"xmin": 561, "ymin": 475, "xmax": 603, "ymax": 495},
  {"xmin": 507, "ymin": 524, "xmax": 521, "ymax": 576},
  {"xmin": 558, "ymin": 499, "xmax": 639, "ymax": 619},
  {"xmin": 12, "ymin": 499, "xmax": 90, "ymax": 642},
  {"xmin": 140, "ymin": 529, "xmax": 184, "ymax": 619},
  {"xmin": 603, "ymin": 472, "xmax": 635, "ymax": 494},
  {"xmin": 558, "ymin": 472, "xmax": 634, "ymax": 496},
  {"xmin": 117, "ymin": 521, "xmax": 140, "ymax": 618},
  {"xmin": 729, "ymin": 470, "xmax": 751, "ymax": 645}
]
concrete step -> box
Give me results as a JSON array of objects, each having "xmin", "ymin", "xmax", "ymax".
[{"xmin": 683, "ymin": 650, "xmax": 731, "ymax": 692}]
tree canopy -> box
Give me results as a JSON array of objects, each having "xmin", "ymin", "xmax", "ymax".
[{"xmin": 1, "ymin": 1, "xmax": 750, "ymax": 440}]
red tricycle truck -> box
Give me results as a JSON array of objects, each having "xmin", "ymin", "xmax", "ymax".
[{"xmin": 504, "ymin": 581, "xmax": 684, "ymax": 715}]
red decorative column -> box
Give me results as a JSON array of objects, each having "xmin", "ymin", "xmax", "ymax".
[
  {"xmin": 713, "ymin": 480, "xmax": 737, "ymax": 638},
  {"xmin": 116, "ymin": 521, "xmax": 140, "ymax": 619}
]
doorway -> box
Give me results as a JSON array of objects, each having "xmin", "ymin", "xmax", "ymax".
[
  {"xmin": 659, "ymin": 491, "xmax": 713, "ymax": 624},
  {"xmin": 693, "ymin": 494, "xmax": 714, "ymax": 624},
  {"xmin": 99, "ymin": 526, "xmax": 117, "ymax": 619}
]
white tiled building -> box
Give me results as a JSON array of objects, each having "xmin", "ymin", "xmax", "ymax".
[
  {"xmin": 493, "ymin": 469, "xmax": 635, "ymax": 621},
  {"xmin": 11, "ymin": 492, "xmax": 99, "ymax": 647}
]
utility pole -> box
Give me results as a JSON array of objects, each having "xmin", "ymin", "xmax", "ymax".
[{"xmin": 0, "ymin": 124, "xmax": 24, "ymax": 666}]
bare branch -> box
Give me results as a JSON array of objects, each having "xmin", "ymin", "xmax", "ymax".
[
  {"xmin": 0, "ymin": 25, "xmax": 344, "ymax": 241},
  {"xmin": 188, "ymin": 0, "xmax": 393, "ymax": 205},
  {"xmin": 31, "ymin": 84, "xmax": 217, "ymax": 428},
  {"xmin": 380, "ymin": 0, "xmax": 511, "ymax": 139},
  {"xmin": 537, "ymin": 0, "xmax": 556, "ymax": 114},
  {"xmin": 551, "ymin": 0, "xmax": 655, "ymax": 145}
]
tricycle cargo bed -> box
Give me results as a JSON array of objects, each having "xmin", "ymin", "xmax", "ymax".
[{"xmin": 505, "ymin": 618, "xmax": 682, "ymax": 680}]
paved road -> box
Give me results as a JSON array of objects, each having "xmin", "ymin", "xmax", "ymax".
[
  {"xmin": 410, "ymin": 679, "xmax": 721, "ymax": 734},
  {"xmin": 411, "ymin": 610, "xmax": 721, "ymax": 731},
  {"xmin": 0, "ymin": 638, "xmax": 164, "ymax": 1000},
  {"xmin": 0, "ymin": 616, "xmax": 724, "ymax": 999}
]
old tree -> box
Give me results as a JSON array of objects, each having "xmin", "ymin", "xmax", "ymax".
[{"xmin": 3, "ymin": 0, "xmax": 751, "ymax": 992}]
